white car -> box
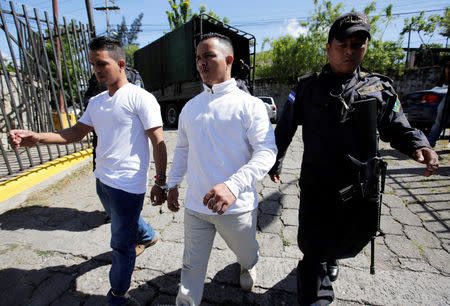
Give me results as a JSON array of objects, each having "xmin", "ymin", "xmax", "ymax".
[{"xmin": 258, "ymin": 96, "xmax": 277, "ymax": 123}]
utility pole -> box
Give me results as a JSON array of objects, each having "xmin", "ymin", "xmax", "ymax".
[
  {"xmin": 94, "ymin": 0, "xmax": 120, "ymax": 36},
  {"xmin": 85, "ymin": 0, "xmax": 96, "ymax": 38},
  {"xmin": 52, "ymin": 0, "xmax": 65, "ymax": 113}
]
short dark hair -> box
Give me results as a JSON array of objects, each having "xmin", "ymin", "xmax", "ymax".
[
  {"xmin": 198, "ymin": 32, "xmax": 234, "ymax": 56},
  {"xmin": 89, "ymin": 36, "xmax": 125, "ymax": 61}
]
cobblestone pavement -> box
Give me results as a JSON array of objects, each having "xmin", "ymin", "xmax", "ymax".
[{"xmin": 0, "ymin": 128, "xmax": 449, "ymax": 305}]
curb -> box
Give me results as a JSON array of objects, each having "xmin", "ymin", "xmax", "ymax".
[{"xmin": 0, "ymin": 148, "xmax": 93, "ymax": 203}]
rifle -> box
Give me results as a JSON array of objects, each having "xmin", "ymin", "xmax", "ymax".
[
  {"xmin": 338, "ymin": 98, "xmax": 386, "ymax": 274},
  {"xmin": 339, "ymin": 155, "xmax": 387, "ymax": 274}
]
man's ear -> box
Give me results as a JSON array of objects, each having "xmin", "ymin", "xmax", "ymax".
[
  {"xmin": 226, "ymin": 55, "xmax": 234, "ymax": 67},
  {"xmin": 326, "ymin": 43, "xmax": 331, "ymax": 56},
  {"xmin": 118, "ymin": 58, "xmax": 126, "ymax": 70}
]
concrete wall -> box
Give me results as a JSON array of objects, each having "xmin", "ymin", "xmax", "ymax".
[
  {"xmin": 392, "ymin": 66, "xmax": 442, "ymax": 98},
  {"xmin": 254, "ymin": 66, "xmax": 443, "ymax": 119},
  {"xmin": 254, "ymin": 78, "xmax": 292, "ymax": 121}
]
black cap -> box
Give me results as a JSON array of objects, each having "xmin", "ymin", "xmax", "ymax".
[{"xmin": 328, "ymin": 12, "xmax": 371, "ymax": 43}]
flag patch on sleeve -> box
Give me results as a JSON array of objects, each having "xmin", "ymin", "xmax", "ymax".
[
  {"xmin": 288, "ymin": 91, "xmax": 296, "ymax": 103},
  {"xmin": 392, "ymin": 96, "xmax": 401, "ymax": 112},
  {"xmin": 135, "ymin": 80, "xmax": 143, "ymax": 88}
]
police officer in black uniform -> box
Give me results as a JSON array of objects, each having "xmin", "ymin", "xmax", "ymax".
[{"xmin": 268, "ymin": 12, "xmax": 439, "ymax": 305}]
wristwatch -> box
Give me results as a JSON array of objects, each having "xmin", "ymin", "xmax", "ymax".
[{"xmin": 154, "ymin": 174, "xmax": 166, "ymax": 181}]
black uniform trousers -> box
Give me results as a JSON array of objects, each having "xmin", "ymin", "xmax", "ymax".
[{"xmin": 296, "ymin": 183, "xmax": 378, "ymax": 305}]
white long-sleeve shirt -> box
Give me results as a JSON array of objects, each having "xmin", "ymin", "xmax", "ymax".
[{"xmin": 168, "ymin": 78, "xmax": 277, "ymax": 215}]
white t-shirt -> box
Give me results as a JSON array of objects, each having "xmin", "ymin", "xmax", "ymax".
[
  {"xmin": 79, "ymin": 83, "xmax": 163, "ymax": 194},
  {"xmin": 168, "ymin": 78, "xmax": 277, "ymax": 214}
]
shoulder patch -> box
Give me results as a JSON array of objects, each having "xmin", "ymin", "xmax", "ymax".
[
  {"xmin": 288, "ymin": 91, "xmax": 296, "ymax": 103},
  {"xmin": 134, "ymin": 79, "xmax": 143, "ymax": 88},
  {"xmin": 357, "ymin": 83, "xmax": 384, "ymax": 96},
  {"xmin": 392, "ymin": 95, "xmax": 401, "ymax": 112}
]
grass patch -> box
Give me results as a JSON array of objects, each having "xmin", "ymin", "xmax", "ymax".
[
  {"xmin": 0, "ymin": 244, "xmax": 19, "ymax": 255},
  {"xmin": 36, "ymin": 250, "xmax": 54, "ymax": 256},
  {"xmin": 282, "ymin": 238, "xmax": 291, "ymax": 246},
  {"xmin": 21, "ymin": 161, "xmax": 93, "ymax": 207},
  {"xmin": 420, "ymin": 177, "xmax": 442, "ymax": 183},
  {"xmin": 412, "ymin": 241, "xmax": 425, "ymax": 256}
]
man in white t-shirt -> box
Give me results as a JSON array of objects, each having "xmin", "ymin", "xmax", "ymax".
[
  {"xmin": 162, "ymin": 33, "xmax": 277, "ymax": 306},
  {"xmin": 8, "ymin": 36, "xmax": 167, "ymax": 305}
]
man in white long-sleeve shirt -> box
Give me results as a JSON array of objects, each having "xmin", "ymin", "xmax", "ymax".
[{"xmin": 163, "ymin": 33, "xmax": 277, "ymax": 305}]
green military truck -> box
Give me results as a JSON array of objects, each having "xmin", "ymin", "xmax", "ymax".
[{"xmin": 134, "ymin": 14, "xmax": 255, "ymax": 127}]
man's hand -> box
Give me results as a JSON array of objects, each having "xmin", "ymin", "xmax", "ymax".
[
  {"xmin": 8, "ymin": 130, "xmax": 39, "ymax": 149},
  {"xmin": 150, "ymin": 185, "xmax": 167, "ymax": 206},
  {"xmin": 203, "ymin": 183, "xmax": 236, "ymax": 215},
  {"xmin": 167, "ymin": 188, "xmax": 180, "ymax": 212},
  {"xmin": 270, "ymin": 174, "xmax": 281, "ymax": 183},
  {"xmin": 412, "ymin": 147, "xmax": 439, "ymax": 177}
]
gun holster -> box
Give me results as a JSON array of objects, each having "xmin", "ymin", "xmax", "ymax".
[{"xmin": 339, "ymin": 155, "xmax": 387, "ymax": 204}]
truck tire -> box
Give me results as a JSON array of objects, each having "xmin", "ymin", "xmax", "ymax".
[{"xmin": 165, "ymin": 103, "xmax": 178, "ymax": 128}]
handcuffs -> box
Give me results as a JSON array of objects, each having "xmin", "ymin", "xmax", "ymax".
[{"xmin": 153, "ymin": 174, "xmax": 177, "ymax": 193}]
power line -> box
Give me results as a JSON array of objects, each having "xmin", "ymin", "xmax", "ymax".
[
  {"xmin": 391, "ymin": 8, "xmax": 447, "ymax": 16},
  {"xmin": 95, "ymin": 0, "xmax": 120, "ymax": 36},
  {"xmin": 112, "ymin": 7, "xmax": 447, "ymax": 30}
]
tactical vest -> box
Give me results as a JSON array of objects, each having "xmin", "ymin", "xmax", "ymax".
[{"xmin": 298, "ymin": 69, "xmax": 392, "ymax": 190}]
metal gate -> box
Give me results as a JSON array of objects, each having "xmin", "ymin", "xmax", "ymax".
[{"xmin": 0, "ymin": 1, "xmax": 93, "ymax": 183}]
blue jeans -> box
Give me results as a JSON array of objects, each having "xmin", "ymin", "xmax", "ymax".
[
  {"xmin": 427, "ymin": 94, "xmax": 447, "ymax": 146},
  {"xmin": 96, "ymin": 179, "xmax": 155, "ymax": 305}
]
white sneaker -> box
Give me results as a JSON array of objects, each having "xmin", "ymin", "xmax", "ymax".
[{"xmin": 240, "ymin": 266, "xmax": 257, "ymax": 292}]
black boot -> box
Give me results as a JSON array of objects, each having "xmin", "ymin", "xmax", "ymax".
[
  {"xmin": 327, "ymin": 260, "xmax": 339, "ymax": 282},
  {"xmin": 297, "ymin": 257, "xmax": 334, "ymax": 305}
]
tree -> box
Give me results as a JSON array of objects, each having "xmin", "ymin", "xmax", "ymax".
[
  {"xmin": 45, "ymin": 26, "xmax": 86, "ymax": 111},
  {"xmin": 196, "ymin": 5, "xmax": 230, "ymax": 24},
  {"xmin": 0, "ymin": 58, "xmax": 15, "ymax": 73},
  {"xmin": 255, "ymin": 0, "xmax": 405, "ymax": 83},
  {"xmin": 307, "ymin": 0, "xmax": 343, "ymax": 43},
  {"xmin": 166, "ymin": 0, "xmax": 193, "ymax": 30},
  {"xmin": 112, "ymin": 13, "xmax": 144, "ymax": 46},
  {"xmin": 361, "ymin": 2, "xmax": 405, "ymax": 74},
  {"xmin": 166, "ymin": 1, "xmax": 229, "ymax": 31},
  {"xmin": 127, "ymin": 13, "xmax": 144, "ymax": 45},
  {"xmin": 124, "ymin": 44, "xmax": 139, "ymax": 67},
  {"xmin": 437, "ymin": 7, "xmax": 449, "ymax": 46},
  {"xmin": 112, "ymin": 13, "xmax": 144, "ymax": 66},
  {"xmin": 400, "ymin": 9, "xmax": 449, "ymax": 66},
  {"xmin": 401, "ymin": 11, "xmax": 441, "ymax": 46},
  {"xmin": 363, "ymin": 40, "xmax": 404, "ymax": 75}
]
